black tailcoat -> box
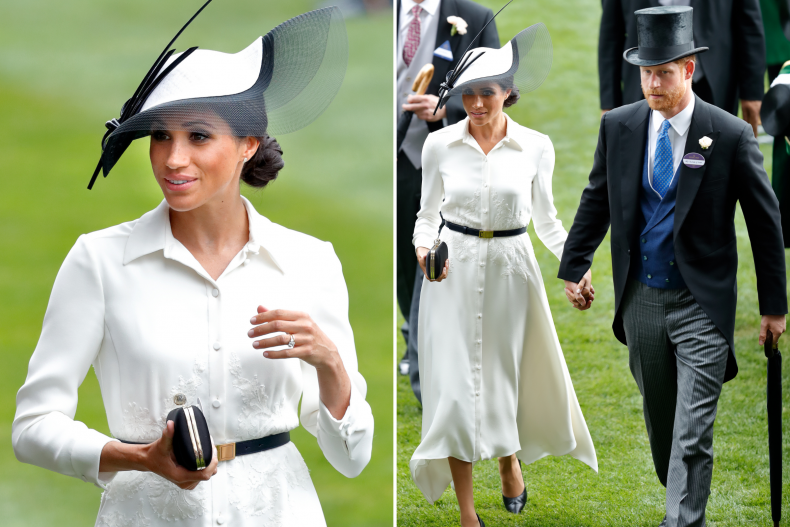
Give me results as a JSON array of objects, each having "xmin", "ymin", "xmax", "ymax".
[
  {"xmin": 598, "ymin": 0, "xmax": 766, "ymax": 112},
  {"xmin": 558, "ymin": 96, "xmax": 787, "ymax": 382}
]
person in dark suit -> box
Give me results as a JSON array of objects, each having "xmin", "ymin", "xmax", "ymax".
[
  {"xmin": 396, "ymin": 0, "xmax": 499, "ymax": 403},
  {"xmin": 560, "ymin": 7, "xmax": 786, "ymax": 526},
  {"xmin": 598, "ymin": 0, "xmax": 766, "ymax": 137}
]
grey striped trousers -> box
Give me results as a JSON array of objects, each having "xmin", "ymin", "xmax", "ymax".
[{"xmin": 621, "ymin": 281, "xmax": 729, "ymax": 527}]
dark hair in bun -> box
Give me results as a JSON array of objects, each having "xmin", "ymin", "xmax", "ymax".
[
  {"xmin": 240, "ymin": 134, "xmax": 284, "ymax": 188},
  {"xmin": 497, "ymin": 76, "xmax": 520, "ymax": 108}
]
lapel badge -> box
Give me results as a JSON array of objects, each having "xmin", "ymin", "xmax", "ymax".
[
  {"xmin": 683, "ymin": 152, "xmax": 705, "ymax": 169},
  {"xmin": 434, "ymin": 40, "xmax": 453, "ymax": 61},
  {"xmin": 699, "ymin": 136, "xmax": 712, "ymax": 150}
]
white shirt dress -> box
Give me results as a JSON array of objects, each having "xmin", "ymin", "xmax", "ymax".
[
  {"xmin": 411, "ymin": 115, "xmax": 597, "ymax": 504},
  {"xmin": 12, "ymin": 196, "xmax": 374, "ymax": 526}
]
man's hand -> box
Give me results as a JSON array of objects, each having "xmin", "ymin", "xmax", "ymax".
[
  {"xmin": 740, "ymin": 99, "xmax": 762, "ymax": 138},
  {"xmin": 563, "ymin": 269, "xmax": 595, "ymax": 310},
  {"xmin": 760, "ymin": 314, "xmax": 786, "ymax": 347},
  {"xmin": 403, "ymin": 94, "xmax": 446, "ymax": 122}
]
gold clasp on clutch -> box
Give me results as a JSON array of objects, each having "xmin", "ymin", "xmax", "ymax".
[
  {"xmin": 478, "ymin": 231, "xmax": 494, "ymax": 238},
  {"xmin": 216, "ymin": 442, "xmax": 236, "ymax": 461}
]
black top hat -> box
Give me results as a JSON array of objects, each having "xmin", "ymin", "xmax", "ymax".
[
  {"xmin": 623, "ymin": 6, "xmax": 708, "ymax": 67},
  {"xmin": 761, "ymin": 61, "xmax": 790, "ymax": 138}
]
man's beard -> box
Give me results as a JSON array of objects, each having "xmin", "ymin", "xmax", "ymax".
[{"xmin": 642, "ymin": 81, "xmax": 686, "ymax": 111}]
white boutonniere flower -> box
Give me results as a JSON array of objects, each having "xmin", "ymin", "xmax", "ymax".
[
  {"xmin": 699, "ymin": 136, "xmax": 712, "ymax": 149},
  {"xmin": 447, "ymin": 16, "xmax": 468, "ymax": 36}
]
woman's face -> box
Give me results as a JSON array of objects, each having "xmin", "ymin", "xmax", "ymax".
[
  {"xmin": 149, "ymin": 118, "xmax": 259, "ymax": 212},
  {"xmin": 461, "ymin": 84, "xmax": 511, "ymax": 127}
]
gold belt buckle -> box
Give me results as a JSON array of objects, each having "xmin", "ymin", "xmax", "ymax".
[
  {"xmin": 216, "ymin": 442, "xmax": 236, "ymax": 461},
  {"xmin": 478, "ymin": 230, "xmax": 494, "ymax": 238}
]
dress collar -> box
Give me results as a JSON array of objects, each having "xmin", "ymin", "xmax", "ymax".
[
  {"xmin": 446, "ymin": 113, "xmax": 524, "ymax": 151},
  {"xmin": 651, "ymin": 95, "xmax": 695, "ymax": 137},
  {"xmin": 123, "ymin": 195, "xmax": 285, "ymax": 274}
]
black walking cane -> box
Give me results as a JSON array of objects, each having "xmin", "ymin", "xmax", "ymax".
[
  {"xmin": 397, "ymin": 64, "xmax": 434, "ymax": 152},
  {"xmin": 765, "ymin": 330, "xmax": 782, "ymax": 527}
]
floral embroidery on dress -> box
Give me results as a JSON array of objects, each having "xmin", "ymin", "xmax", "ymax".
[
  {"xmin": 226, "ymin": 444, "xmax": 312, "ymax": 522},
  {"xmin": 95, "ymin": 505, "xmax": 151, "ymax": 527},
  {"xmin": 159, "ymin": 360, "xmax": 206, "ymax": 423},
  {"xmin": 147, "ymin": 474, "xmax": 208, "ymax": 521},
  {"xmin": 443, "ymin": 188, "xmax": 481, "ymax": 274},
  {"xmin": 118, "ymin": 403, "xmax": 161, "ymax": 443},
  {"xmin": 102, "ymin": 471, "xmax": 148, "ymax": 504},
  {"xmin": 489, "ymin": 191, "xmax": 530, "ymax": 283},
  {"xmin": 229, "ymin": 353, "xmax": 294, "ymax": 440}
]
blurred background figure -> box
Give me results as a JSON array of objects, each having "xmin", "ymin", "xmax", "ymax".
[
  {"xmin": 396, "ymin": 0, "xmax": 499, "ymax": 403},
  {"xmin": 598, "ymin": 0, "xmax": 766, "ymax": 137},
  {"xmin": 760, "ymin": 0, "xmax": 790, "ymax": 246}
]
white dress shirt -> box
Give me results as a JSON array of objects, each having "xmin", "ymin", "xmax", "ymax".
[
  {"xmin": 12, "ymin": 196, "xmax": 374, "ymax": 526},
  {"xmin": 647, "ymin": 96, "xmax": 695, "ymax": 197},
  {"xmin": 397, "ymin": 0, "xmax": 441, "ymax": 168}
]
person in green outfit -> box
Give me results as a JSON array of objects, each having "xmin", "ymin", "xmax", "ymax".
[{"xmin": 761, "ymin": 0, "xmax": 790, "ymax": 246}]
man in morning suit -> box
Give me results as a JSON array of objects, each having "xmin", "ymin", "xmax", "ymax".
[
  {"xmin": 598, "ymin": 0, "xmax": 765, "ymax": 137},
  {"xmin": 559, "ymin": 7, "xmax": 787, "ymax": 526},
  {"xmin": 396, "ymin": 0, "xmax": 499, "ymax": 403}
]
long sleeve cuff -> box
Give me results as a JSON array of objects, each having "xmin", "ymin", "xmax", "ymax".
[
  {"xmin": 413, "ymin": 234, "xmax": 436, "ymax": 252},
  {"xmin": 316, "ymin": 384, "xmax": 373, "ymax": 478}
]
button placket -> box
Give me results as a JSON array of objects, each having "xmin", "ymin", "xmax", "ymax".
[
  {"xmin": 205, "ymin": 280, "xmax": 227, "ymax": 518},
  {"xmin": 473, "ymin": 155, "xmax": 491, "ymax": 461}
]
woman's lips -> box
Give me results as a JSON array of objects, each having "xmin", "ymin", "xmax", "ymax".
[
  {"xmin": 470, "ymin": 111, "xmax": 486, "ymax": 117},
  {"xmin": 164, "ymin": 176, "xmax": 197, "ymax": 191}
]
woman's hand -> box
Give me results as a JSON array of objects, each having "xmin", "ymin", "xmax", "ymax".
[
  {"xmin": 563, "ymin": 268, "xmax": 595, "ymax": 310},
  {"xmin": 248, "ymin": 306, "xmax": 352, "ymax": 419},
  {"xmin": 99, "ymin": 420, "xmax": 218, "ymax": 490},
  {"xmin": 416, "ymin": 246, "xmax": 449, "ymax": 282},
  {"xmin": 143, "ymin": 420, "xmax": 219, "ymax": 490}
]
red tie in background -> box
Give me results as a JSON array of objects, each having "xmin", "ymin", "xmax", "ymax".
[{"xmin": 403, "ymin": 5, "xmax": 422, "ymax": 66}]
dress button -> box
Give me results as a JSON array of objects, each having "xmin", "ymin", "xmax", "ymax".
[
  {"xmin": 216, "ymin": 515, "xmax": 225, "ymax": 525},
  {"xmin": 665, "ymin": 278, "xmax": 670, "ymax": 283},
  {"xmin": 212, "ymin": 399, "xmax": 221, "ymax": 408},
  {"xmin": 483, "ymin": 209, "xmax": 488, "ymax": 214},
  {"xmin": 643, "ymin": 255, "xmax": 648, "ymax": 261},
  {"xmin": 477, "ymin": 314, "xmax": 482, "ymax": 319},
  {"xmin": 669, "ymin": 261, "xmax": 674, "ymax": 266},
  {"xmin": 477, "ymin": 339, "xmax": 482, "ymax": 344},
  {"xmin": 475, "ymin": 391, "xmax": 480, "ymax": 396},
  {"xmin": 478, "ymin": 288, "xmax": 483, "ymax": 293},
  {"xmin": 213, "ymin": 342, "xmax": 221, "ymax": 351},
  {"xmin": 212, "ymin": 288, "xmax": 219, "ymax": 297},
  {"xmin": 479, "ymin": 262, "xmax": 484, "ymax": 267},
  {"xmin": 647, "ymin": 274, "xmax": 652, "ymax": 279},
  {"xmin": 641, "ymin": 238, "xmax": 646, "ymax": 244},
  {"xmin": 173, "ymin": 393, "xmax": 187, "ymax": 406},
  {"xmin": 476, "ymin": 364, "xmax": 481, "ymax": 370}
]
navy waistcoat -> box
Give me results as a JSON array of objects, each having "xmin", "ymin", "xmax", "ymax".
[{"xmin": 631, "ymin": 135, "xmax": 686, "ymax": 289}]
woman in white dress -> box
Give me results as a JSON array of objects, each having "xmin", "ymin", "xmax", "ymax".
[
  {"xmin": 411, "ymin": 24, "xmax": 597, "ymax": 527},
  {"xmin": 12, "ymin": 5, "xmax": 373, "ymax": 527}
]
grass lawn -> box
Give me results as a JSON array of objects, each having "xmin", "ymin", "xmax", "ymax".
[
  {"xmin": 397, "ymin": 0, "xmax": 790, "ymax": 525},
  {"xmin": 0, "ymin": 1, "xmax": 392, "ymax": 526}
]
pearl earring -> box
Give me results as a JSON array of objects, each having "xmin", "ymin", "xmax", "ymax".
[{"xmin": 243, "ymin": 157, "xmax": 247, "ymax": 163}]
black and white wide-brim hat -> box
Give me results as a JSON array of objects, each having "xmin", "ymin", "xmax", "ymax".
[
  {"xmin": 762, "ymin": 61, "xmax": 790, "ymax": 138},
  {"xmin": 435, "ymin": 23, "xmax": 552, "ymax": 111},
  {"xmin": 89, "ymin": 1, "xmax": 347, "ymax": 189}
]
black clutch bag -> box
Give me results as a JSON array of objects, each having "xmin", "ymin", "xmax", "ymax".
[
  {"xmin": 428, "ymin": 238, "xmax": 448, "ymax": 280},
  {"xmin": 166, "ymin": 403, "xmax": 213, "ymax": 471}
]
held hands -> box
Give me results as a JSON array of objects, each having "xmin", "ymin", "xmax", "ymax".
[
  {"xmin": 402, "ymin": 94, "xmax": 446, "ymax": 122},
  {"xmin": 760, "ymin": 315, "xmax": 786, "ymax": 347},
  {"xmin": 144, "ymin": 420, "xmax": 218, "ymax": 490},
  {"xmin": 248, "ymin": 306, "xmax": 340, "ymax": 370},
  {"xmin": 416, "ymin": 246, "xmax": 449, "ymax": 282},
  {"xmin": 563, "ymin": 269, "xmax": 595, "ymax": 310}
]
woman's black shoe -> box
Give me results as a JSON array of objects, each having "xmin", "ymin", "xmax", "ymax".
[
  {"xmin": 477, "ymin": 513, "xmax": 485, "ymax": 527},
  {"xmin": 502, "ymin": 487, "xmax": 527, "ymax": 514}
]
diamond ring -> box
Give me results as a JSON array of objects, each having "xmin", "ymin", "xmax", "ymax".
[{"xmin": 287, "ymin": 334, "xmax": 295, "ymax": 349}]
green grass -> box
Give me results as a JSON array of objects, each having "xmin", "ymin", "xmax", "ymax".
[
  {"xmin": 397, "ymin": 0, "xmax": 790, "ymax": 525},
  {"xmin": 0, "ymin": 1, "xmax": 392, "ymax": 526}
]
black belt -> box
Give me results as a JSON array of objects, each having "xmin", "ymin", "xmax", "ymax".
[
  {"xmin": 444, "ymin": 220, "xmax": 527, "ymax": 238},
  {"xmin": 119, "ymin": 431, "xmax": 290, "ymax": 461}
]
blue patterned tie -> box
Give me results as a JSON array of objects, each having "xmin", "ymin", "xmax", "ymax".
[{"xmin": 653, "ymin": 120, "xmax": 673, "ymax": 198}]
